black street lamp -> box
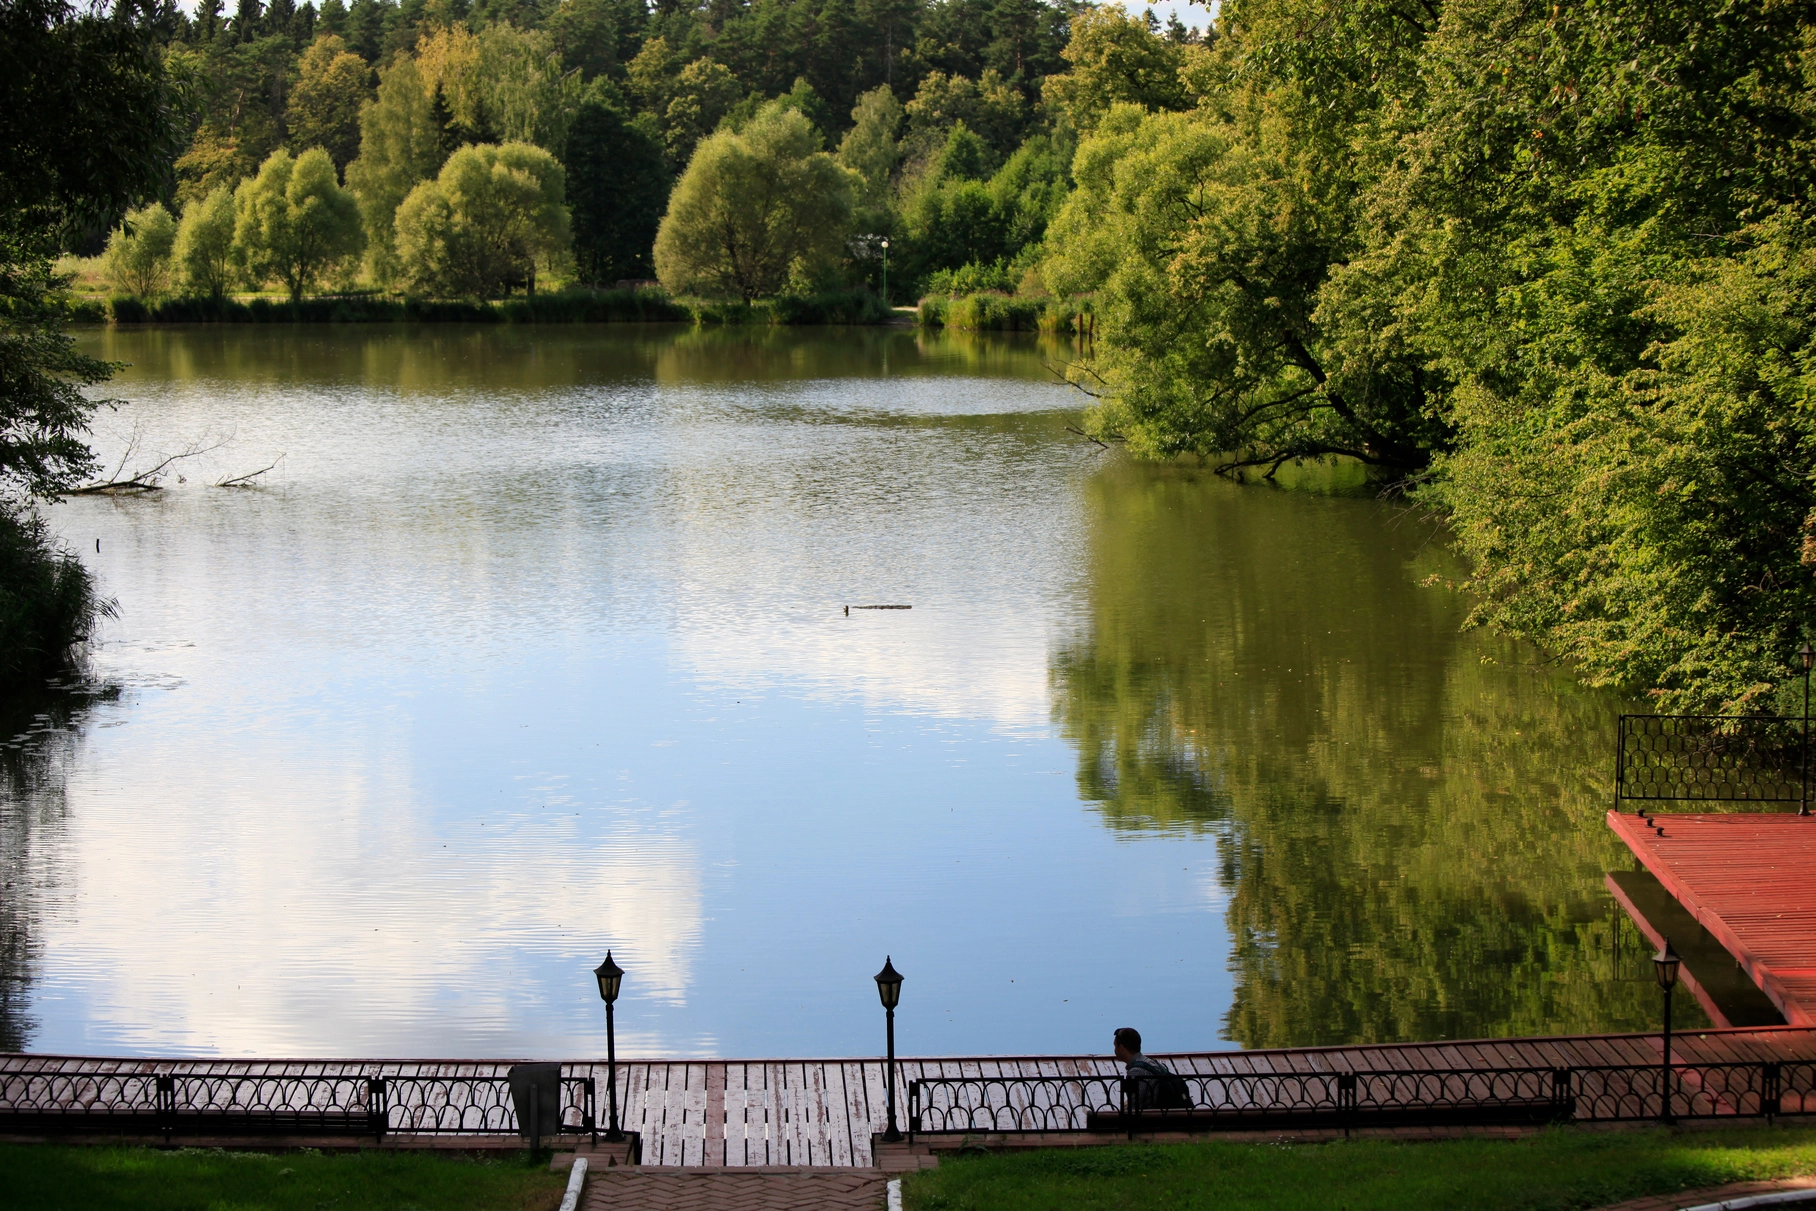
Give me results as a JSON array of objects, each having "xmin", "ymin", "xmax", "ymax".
[
  {"xmin": 875, "ymin": 956, "xmax": 904, "ymax": 1143},
  {"xmin": 881, "ymin": 237, "xmax": 890, "ymax": 305},
  {"xmin": 594, "ymin": 952, "xmax": 625, "ymax": 1142},
  {"xmin": 1800, "ymin": 643, "xmax": 1812, "ymax": 816},
  {"xmin": 1653, "ymin": 937, "xmax": 1681, "ymax": 1125}
]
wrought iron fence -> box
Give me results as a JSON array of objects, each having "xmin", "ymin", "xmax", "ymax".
[
  {"xmin": 1616, "ymin": 714, "xmax": 1809, "ymax": 806},
  {"xmin": 0, "ymin": 1061, "xmax": 599, "ymax": 1143},
  {"xmin": 908, "ymin": 1060, "xmax": 1816, "ymax": 1141}
]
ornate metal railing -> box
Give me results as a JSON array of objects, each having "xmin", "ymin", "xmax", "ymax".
[
  {"xmin": 1616, "ymin": 714, "xmax": 1809, "ymax": 806},
  {"xmin": 908, "ymin": 1060, "xmax": 1816, "ymax": 1141},
  {"xmin": 0, "ymin": 1060, "xmax": 599, "ymax": 1143}
]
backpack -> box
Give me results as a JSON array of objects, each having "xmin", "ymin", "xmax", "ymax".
[{"xmin": 1130, "ymin": 1058, "xmax": 1191, "ymax": 1110}]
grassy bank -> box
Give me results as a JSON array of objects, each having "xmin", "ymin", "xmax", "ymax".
[
  {"xmin": 74, "ymin": 287, "xmax": 895, "ymax": 327},
  {"xmin": 917, "ymin": 292, "xmax": 1096, "ymax": 335},
  {"xmin": 0, "ymin": 508, "xmax": 107, "ymax": 690},
  {"xmin": 0, "ymin": 1143, "xmax": 566, "ymax": 1211},
  {"xmin": 903, "ymin": 1125, "xmax": 1816, "ymax": 1211}
]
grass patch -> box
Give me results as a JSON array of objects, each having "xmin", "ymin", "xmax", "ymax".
[
  {"xmin": 0, "ymin": 1143, "xmax": 567, "ymax": 1211},
  {"xmin": 903, "ymin": 1124, "xmax": 1816, "ymax": 1211}
]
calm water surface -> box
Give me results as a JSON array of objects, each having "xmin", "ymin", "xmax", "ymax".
[{"xmin": 1, "ymin": 325, "xmax": 1689, "ymax": 1060}]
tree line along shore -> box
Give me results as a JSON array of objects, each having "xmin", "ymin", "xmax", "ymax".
[
  {"xmin": 9, "ymin": 0, "xmax": 1816, "ymax": 725},
  {"xmin": 72, "ymin": 0, "xmax": 1137, "ymax": 325}
]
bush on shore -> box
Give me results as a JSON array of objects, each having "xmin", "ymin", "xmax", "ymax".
[
  {"xmin": 918, "ymin": 291, "xmax": 1095, "ymax": 335},
  {"xmin": 0, "ymin": 510, "xmax": 111, "ymax": 687}
]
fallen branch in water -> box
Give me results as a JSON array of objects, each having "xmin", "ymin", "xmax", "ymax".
[
  {"xmin": 68, "ymin": 428, "xmax": 230, "ymax": 494},
  {"xmin": 844, "ymin": 604, "xmax": 912, "ymax": 615},
  {"xmin": 214, "ymin": 453, "xmax": 285, "ymax": 488}
]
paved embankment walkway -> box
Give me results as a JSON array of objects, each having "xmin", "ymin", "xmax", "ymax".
[
  {"xmin": 619, "ymin": 1028, "xmax": 1815, "ymax": 1164},
  {"xmin": 1595, "ymin": 1176, "xmax": 1816, "ymax": 1211},
  {"xmin": 7, "ymin": 1028, "xmax": 1813, "ymax": 1163},
  {"xmin": 579, "ymin": 1167, "xmax": 891, "ymax": 1211}
]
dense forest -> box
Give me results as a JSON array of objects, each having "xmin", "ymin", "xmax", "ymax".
[
  {"xmin": 89, "ymin": 0, "xmax": 1142, "ymax": 302},
  {"xmin": 8, "ymin": 0, "xmax": 1816, "ymax": 719}
]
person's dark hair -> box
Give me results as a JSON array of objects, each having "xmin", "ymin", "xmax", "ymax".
[{"xmin": 1113, "ymin": 1027, "xmax": 1141, "ymax": 1053}]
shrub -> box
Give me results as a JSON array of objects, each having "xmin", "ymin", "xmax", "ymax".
[
  {"xmin": 102, "ymin": 203, "xmax": 177, "ymax": 299},
  {"xmin": 0, "ymin": 508, "xmax": 109, "ymax": 686}
]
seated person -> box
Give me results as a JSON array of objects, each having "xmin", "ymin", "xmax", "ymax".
[{"xmin": 1113, "ymin": 1026, "xmax": 1187, "ymax": 1109}]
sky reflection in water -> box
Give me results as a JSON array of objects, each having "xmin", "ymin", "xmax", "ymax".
[{"xmin": 4, "ymin": 325, "xmax": 1681, "ymax": 1060}]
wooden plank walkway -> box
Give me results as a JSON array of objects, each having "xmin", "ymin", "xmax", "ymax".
[
  {"xmin": 8, "ymin": 1028, "xmax": 1815, "ymax": 1164},
  {"xmin": 625, "ymin": 1028, "xmax": 1816, "ymax": 1164},
  {"xmin": 1607, "ymin": 811, "xmax": 1816, "ymax": 1027}
]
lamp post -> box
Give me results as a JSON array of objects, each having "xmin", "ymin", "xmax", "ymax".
[
  {"xmin": 593, "ymin": 952, "xmax": 625, "ymax": 1142},
  {"xmin": 874, "ymin": 956, "xmax": 904, "ymax": 1143},
  {"xmin": 1800, "ymin": 642, "xmax": 1812, "ymax": 816},
  {"xmin": 881, "ymin": 238, "xmax": 890, "ymax": 306},
  {"xmin": 1653, "ymin": 937, "xmax": 1681, "ymax": 1125}
]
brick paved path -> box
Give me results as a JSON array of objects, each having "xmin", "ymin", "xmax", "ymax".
[
  {"xmin": 581, "ymin": 1166, "xmax": 889, "ymax": 1210},
  {"xmin": 1594, "ymin": 1176, "xmax": 1816, "ymax": 1210}
]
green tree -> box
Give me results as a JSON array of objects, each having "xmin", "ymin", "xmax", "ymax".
[
  {"xmin": 233, "ymin": 147, "xmax": 366, "ymax": 301},
  {"xmin": 1, "ymin": 0, "xmax": 179, "ymax": 689},
  {"xmin": 661, "ymin": 57, "xmax": 742, "ymax": 168},
  {"xmin": 903, "ymin": 68, "xmax": 1025, "ymax": 161},
  {"xmin": 170, "ymin": 35, "xmax": 297, "ymax": 206},
  {"xmin": 545, "ymin": 0, "xmax": 644, "ymax": 80},
  {"xmin": 653, "ymin": 102, "xmax": 858, "ymax": 303},
  {"xmin": 102, "ymin": 202, "xmax": 178, "ymax": 299},
  {"xmin": 174, "ymin": 186, "xmax": 239, "ymax": 300},
  {"xmin": 567, "ymin": 98, "xmax": 669, "ymax": 283},
  {"xmin": 286, "ymin": 33, "xmax": 372, "ymax": 170},
  {"xmin": 1, "ymin": 0, "xmax": 182, "ymax": 244},
  {"xmin": 477, "ymin": 23, "xmax": 586, "ymax": 155},
  {"xmin": 837, "ymin": 84, "xmax": 903, "ymax": 208},
  {"xmin": 344, "ymin": 53, "xmax": 443, "ymax": 284},
  {"xmin": 1041, "ymin": 5, "xmax": 1189, "ymax": 133},
  {"xmin": 1041, "ymin": 0, "xmax": 1443, "ymax": 474},
  {"xmin": 393, "ymin": 141, "xmax": 571, "ymax": 298}
]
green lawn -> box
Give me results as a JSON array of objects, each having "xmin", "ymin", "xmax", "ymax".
[
  {"xmin": 902, "ymin": 1125, "xmax": 1816, "ymax": 1211},
  {"xmin": 0, "ymin": 1143, "xmax": 567, "ymax": 1211}
]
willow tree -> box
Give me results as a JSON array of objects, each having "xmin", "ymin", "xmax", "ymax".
[
  {"xmin": 233, "ymin": 148, "xmax": 365, "ymax": 302},
  {"xmin": 174, "ymin": 186, "xmax": 237, "ymax": 301},
  {"xmin": 393, "ymin": 141, "xmax": 570, "ymax": 299},
  {"xmin": 654, "ymin": 103, "xmax": 857, "ymax": 303},
  {"xmin": 103, "ymin": 202, "xmax": 177, "ymax": 299}
]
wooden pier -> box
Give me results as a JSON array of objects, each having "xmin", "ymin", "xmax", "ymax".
[{"xmin": 1607, "ymin": 811, "xmax": 1816, "ymax": 1027}]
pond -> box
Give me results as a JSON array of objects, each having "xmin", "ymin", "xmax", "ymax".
[{"xmin": 2, "ymin": 324, "xmax": 1692, "ymax": 1060}]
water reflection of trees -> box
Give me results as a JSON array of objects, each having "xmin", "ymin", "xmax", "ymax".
[
  {"xmin": 87, "ymin": 326, "xmax": 1084, "ymax": 394},
  {"xmin": 0, "ymin": 682, "xmax": 110, "ymax": 1051},
  {"xmin": 1052, "ymin": 463, "xmax": 1703, "ymax": 1047}
]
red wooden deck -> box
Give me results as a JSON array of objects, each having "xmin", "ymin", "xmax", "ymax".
[{"xmin": 1606, "ymin": 811, "xmax": 1816, "ymax": 1027}]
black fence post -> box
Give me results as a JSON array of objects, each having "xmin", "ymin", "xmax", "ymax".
[
  {"xmin": 367, "ymin": 1077, "xmax": 387, "ymax": 1141},
  {"xmin": 1551, "ymin": 1068, "xmax": 1573, "ymax": 1123},
  {"xmin": 584, "ymin": 1079, "xmax": 596, "ymax": 1148},
  {"xmin": 1337, "ymin": 1073, "xmax": 1357, "ymax": 1139},
  {"xmin": 1763, "ymin": 1062, "xmax": 1781, "ymax": 1123},
  {"xmin": 155, "ymin": 1074, "xmax": 176, "ymax": 1143},
  {"xmin": 1617, "ymin": 715, "xmax": 1630, "ymax": 808},
  {"xmin": 907, "ymin": 1081, "xmax": 918, "ymax": 1147}
]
